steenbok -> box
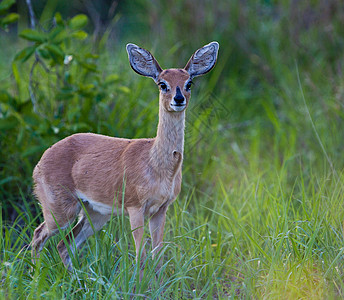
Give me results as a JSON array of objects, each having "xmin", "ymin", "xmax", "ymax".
[{"xmin": 31, "ymin": 41, "xmax": 219, "ymax": 270}]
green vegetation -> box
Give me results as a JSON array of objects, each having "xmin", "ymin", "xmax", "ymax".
[{"xmin": 1, "ymin": 0, "xmax": 344, "ymax": 298}]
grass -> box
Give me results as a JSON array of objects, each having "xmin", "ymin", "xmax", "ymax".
[
  {"xmin": 2, "ymin": 0, "xmax": 344, "ymax": 298},
  {"xmin": 1, "ymin": 158, "xmax": 344, "ymax": 298}
]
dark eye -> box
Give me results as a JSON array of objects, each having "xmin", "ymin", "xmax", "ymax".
[
  {"xmin": 159, "ymin": 82, "xmax": 168, "ymax": 91},
  {"xmin": 185, "ymin": 81, "xmax": 193, "ymax": 91}
]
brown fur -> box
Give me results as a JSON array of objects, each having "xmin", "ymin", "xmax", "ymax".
[
  {"xmin": 31, "ymin": 70, "xmax": 188, "ymax": 268},
  {"xmin": 31, "ymin": 42, "xmax": 218, "ymax": 272}
]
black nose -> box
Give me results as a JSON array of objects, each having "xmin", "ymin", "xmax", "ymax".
[{"xmin": 174, "ymin": 86, "xmax": 185, "ymax": 104}]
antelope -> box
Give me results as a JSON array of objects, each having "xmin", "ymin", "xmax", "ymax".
[{"xmin": 31, "ymin": 41, "xmax": 219, "ymax": 271}]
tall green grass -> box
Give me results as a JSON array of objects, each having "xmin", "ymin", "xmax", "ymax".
[{"xmin": 2, "ymin": 163, "xmax": 344, "ymax": 298}]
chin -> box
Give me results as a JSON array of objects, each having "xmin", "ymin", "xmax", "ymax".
[{"xmin": 170, "ymin": 105, "xmax": 186, "ymax": 112}]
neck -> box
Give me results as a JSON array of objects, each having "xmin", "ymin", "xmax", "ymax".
[{"xmin": 150, "ymin": 105, "xmax": 185, "ymax": 172}]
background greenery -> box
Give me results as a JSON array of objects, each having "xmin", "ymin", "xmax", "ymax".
[{"xmin": 1, "ymin": 0, "xmax": 344, "ymax": 298}]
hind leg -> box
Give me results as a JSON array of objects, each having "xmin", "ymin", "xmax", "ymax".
[
  {"xmin": 31, "ymin": 207, "xmax": 78, "ymax": 264},
  {"xmin": 31, "ymin": 221, "xmax": 51, "ymax": 263},
  {"xmin": 57, "ymin": 206, "xmax": 111, "ymax": 270},
  {"xmin": 31, "ymin": 219, "xmax": 65, "ymax": 264},
  {"xmin": 31, "ymin": 185, "xmax": 80, "ymax": 264}
]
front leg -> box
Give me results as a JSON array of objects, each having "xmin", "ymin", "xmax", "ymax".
[
  {"xmin": 149, "ymin": 204, "xmax": 168, "ymax": 263},
  {"xmin": 127, "ymin": 207, "xmax": 146, "ymax": 263}
]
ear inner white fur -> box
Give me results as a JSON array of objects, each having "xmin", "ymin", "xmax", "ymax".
[
  {"xmin": 126, "ymin": 43, "xmax": 162, "ymax": 81},
  {"xmin": 184, "ymin": 41, "xmax": 219, "ymax": 78}
]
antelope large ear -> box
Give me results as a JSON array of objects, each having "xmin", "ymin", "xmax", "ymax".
[
  {"xmin": 126, "ymin": 43, "xmax": 162, "ymax": 81},
  {"xmin": 184, "ymin": 41, "xmax": 219, "ymax": 78}
]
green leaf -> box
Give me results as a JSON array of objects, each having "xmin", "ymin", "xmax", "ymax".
[
  {"xmin": 16, "ymin": 126, "xmax": 25, "ymax": 145},
  {"xmin": 48, "ymin": 26, "xmax": 64, "ymax": 41},
  {"xmin": 16, "ymin": 99, "xmax": 32, "ymax": 113},
  {"xmin": 49, "ymin": 27, "xmax": 68, "ymax": 44},
  {"xmin": 37, "ymin": 46, "xmax": 50, "ymax": 59},
  {"xmin": 54, "ymin": 12, "xmax": 64, "ymax": 25},
  {"xmin": 118, "ymin": 86, "xmax": 131, "ymax": 94},
  {"xmin": 57, "ymin": 86, "xmax": 76, "ymax": 100},
  {"xmin": 69, "ymin": 14, "xmax": 88, "ymax": 30},
  {"xmin": 12, "ymin": 62, "xmax": 21, "ymax": 87},
  {"xmin": 14, "ymin": 46, "xmax": 36, "ymax": 62},
  {"xmin": 0, "ymin": 90, "xmax": 12, "ymax": 103},
  {"xmin": 71, "ymin": 30, "xmax": 88, "ymax": 40},
  {"xmin": 45, "ymin": 44, "xmax": 64, "ymax": 63},
  {"xmin": 23, "ymin": 112, "xmax": 40, "ymax": 127},
  {"xmin": 0, "ymin": 116, "xmax": 18, "ymax": 130},
  {"xmin": 0, "ymin": 0, "xmax": 15, "ymax": 13},
  {"xmin": 1, "ymin": 13, "xmax": 19, "ymax": 25},
  {"xmin": 79, "ymin": 84, "xmax": 95, "ymax": 91},
  {"xmin": 78, "ymin": 84, "xmax": 96, "ymax": 97},
  {"xmin": 84, "ymin": 53, "xmax": 99, "ymax": 59},
  {"xmin": 78, "ymin": 61, "xmax": 97, "ymax": 72},
  {"xmin": 105, "ymin": 74, "xmax": 120, "ymax": 84},
  {"xmin": 19, "ymin": 29, "xmax": 46, "ymax": 43}
]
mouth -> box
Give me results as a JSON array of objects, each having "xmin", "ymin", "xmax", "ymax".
[{"xmin": 170, "ymin": 103, "xmax": 186, "ymax": 111}]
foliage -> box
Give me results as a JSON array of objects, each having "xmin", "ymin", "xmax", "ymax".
[
  {"xmin": 0, "ymin": 0, "xmax": 18, "ymax": 31},
  {"xmin": 1, "ymin": 0, "xmax": 344, "ymax": 298},
  {"xmin": 0, "ymin": 11, "xmax": 132, "ymax": 218}
]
